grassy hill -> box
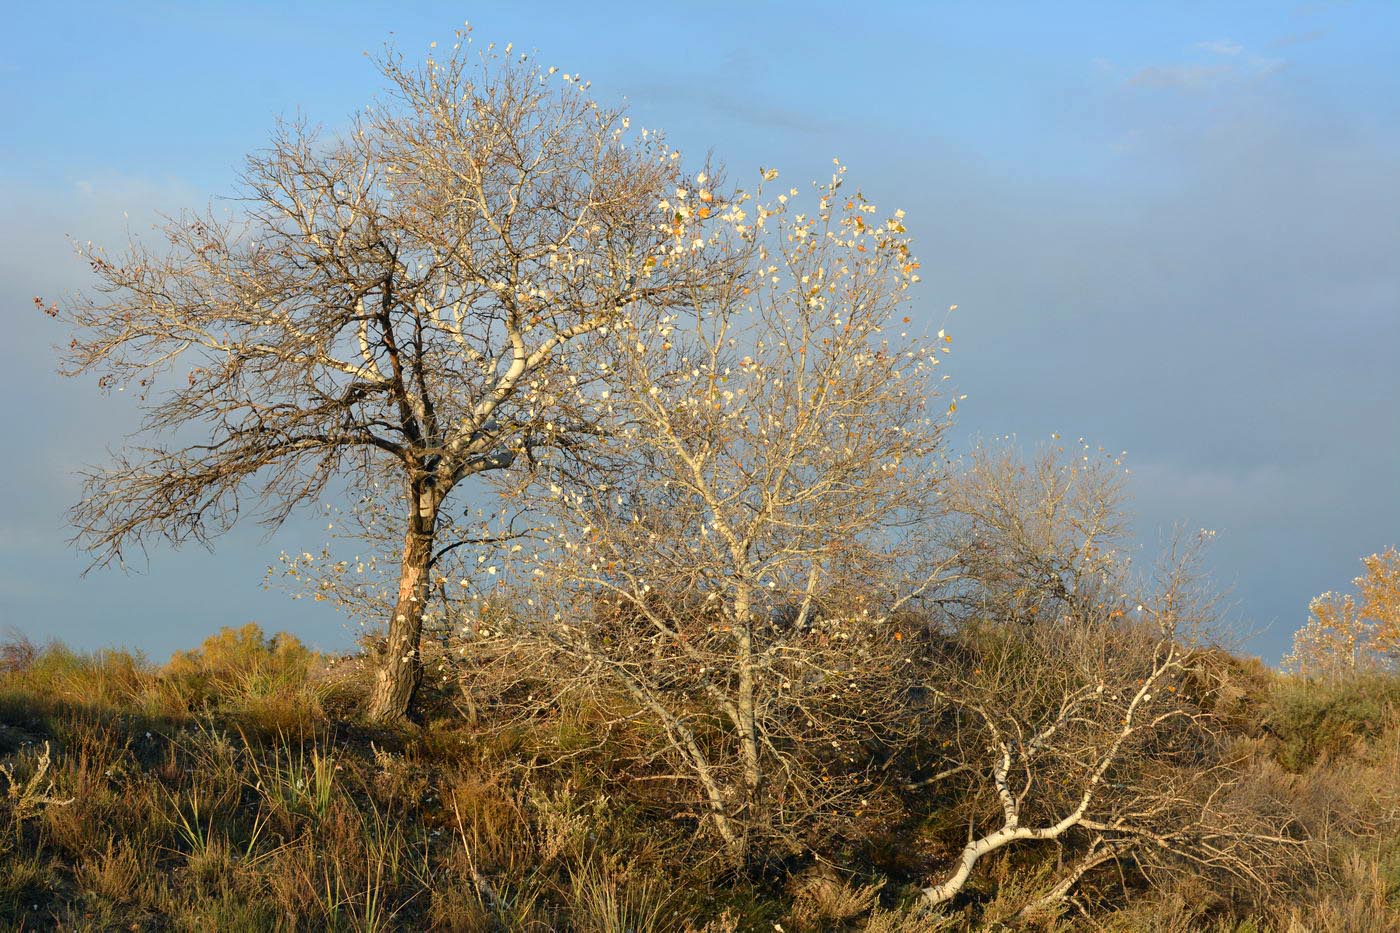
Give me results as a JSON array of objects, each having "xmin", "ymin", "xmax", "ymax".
[{"xmin": 0, "ymin": 624, "xmax": 1396, "ymax": 930}]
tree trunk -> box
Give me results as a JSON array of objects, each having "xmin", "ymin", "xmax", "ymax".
[
  {"xmin": 732, "ymin": 581, "xmax": 763, "ymax": 863},
  {"xmin": 367, "ymin": 482, "xmax": 440, "ymax": 723}
]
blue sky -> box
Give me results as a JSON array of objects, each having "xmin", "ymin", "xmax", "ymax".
[{"xmin": 3, "ymin": 1, "xmax": 1398, "ymax": 661}]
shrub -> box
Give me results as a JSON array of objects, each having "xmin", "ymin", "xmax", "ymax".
[
  {"xmin": 1265, "ymin": 674, "xmax": 1400, "ymax": 770},
  {"xmin": 162, "ymin": 623, "xmax": 323, "ymax": 725}
]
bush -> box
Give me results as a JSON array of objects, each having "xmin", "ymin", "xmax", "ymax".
[
  {"xmin": 166, "ymin": 623, "xmax": 313, "ymax": 692},
  {"xmin": 162, "ymin": 623, "xmax": 323, "ymax": 726},
  {"xmin": 1265, "ymin": 674, "xmax": 1400, "ymax": 770}
]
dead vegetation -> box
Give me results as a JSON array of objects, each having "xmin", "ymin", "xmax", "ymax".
[{"xmin": 0, "ymin": 578, "xmax": 1395, "ymax": 929}]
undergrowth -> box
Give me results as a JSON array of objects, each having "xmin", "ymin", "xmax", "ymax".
[{"xmin": 0, "ymin": 625, "xmax": 1395, "ymax": 930}]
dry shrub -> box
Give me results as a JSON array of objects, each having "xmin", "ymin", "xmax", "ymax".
[
  {"xmin": 563, "ymin": 857, "xmax": 683, "ymax": 933},
  {"xmin": 76, "ymin": 839, "xmax": 160, "ymax": 907},
  {"xmin": 785, "ymin": 864, "xmax": 884, "ymax": 930},
  {"xmin": 369, "ymin": 741, "xmax": 430, "ymax": 806},
  {"xmin": 530, "ymin": 784, "xmax": 597, "ymax": 867},
  {"xmin": 1280, "ymin": 851, "xmax": 1397, "ymax": 933},
  {"xmin": 0, "ymin": 852, "xmax": 44, "ymax": 919},
  {"xmin": 0, "ymin": 634, "xmax": 37, "ymax": 676},
  {"xmin": 426, "ymin": 883, "xmax": 495, "ymax": 931},
  {"xmin": 1091, "ymin": 878, "xmax": 1226, "ymax": 932},
  {"xmin": 1265, "ymin": 673, "xmax": 1400, "ymax": 771},
  {"xmin": 0, "ymin": 741, "xmax": 73, "ymax": 830},
  {"xmin": 260, "ymin": 838, "xmax": 323, "ymax": 923},
  {"xmin": 861, "ymin": 907, "xmax": 960, "ymax": 933},
  {"xmin": 445, "ymin": 771, "xmax": 531, "ymax": 875},
  {"xmin": 14, "ymin": 645, "xmax": 155, "ymax": 712},
  {"xmin": 684, "ymin": 909, "xmax": 742, "ymax": 933},
  {"xmin": 163, "ymin": 623, "xmax": 324, "ymax": 726}
]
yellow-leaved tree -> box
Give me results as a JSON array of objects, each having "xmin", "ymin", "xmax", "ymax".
[
  {"xmin": 1283, "ymin": 547, "xmax": 1400, "ymax": 677},
  {"xmin": 1358, "ymin": 548, "xmax": 1400, "ymax": 661}
]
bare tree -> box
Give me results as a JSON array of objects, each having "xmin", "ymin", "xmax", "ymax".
[
  {"xmin": 45, "ymin": 36, "xmax": 737, "ymax": 722},
  {"xmin": 510, "ymin": 167, "xmax": 948, "ymax": 864},
  {"xmin": 935, "ymin": 440, "xmax": 1128, "ymax": 628}
]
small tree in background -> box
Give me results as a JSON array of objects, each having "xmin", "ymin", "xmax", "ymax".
[
  {"xmin": 1283, "ymin": 547, "xmax": 1400, "ymax": 678},
  {"xmin": 45, "ymin": 35, "xmax": 740, "ymax": 722},
  {"xmin": 936, "ymin": 440, "xmax": 1129, "ymax": 628},
  {"xmin": 1357, "ymin": 547, "xmax": 1400, "ymax": 662}
]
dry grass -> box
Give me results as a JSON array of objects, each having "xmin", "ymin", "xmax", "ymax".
[
  {"xmin": 0, "ymin": 628, "xmax": 764, "ymax": 929},
  {"xmin": 0, "ymin": 625, "xmax": 1395, "ymax": 929}
]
